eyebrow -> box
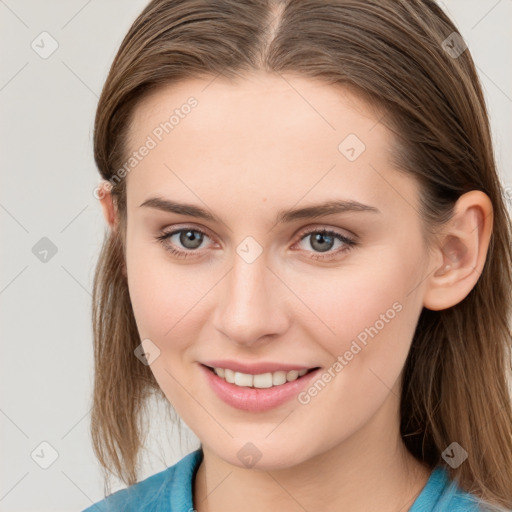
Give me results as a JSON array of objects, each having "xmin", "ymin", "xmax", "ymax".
[{"xmin": 139, "ymin": 197, "xmax": 380, "ymax": 224}]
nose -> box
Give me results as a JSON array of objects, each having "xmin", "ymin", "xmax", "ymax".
[{"xmin": 212, "ymin": 248, "xmax": 290, "ymax": 348}]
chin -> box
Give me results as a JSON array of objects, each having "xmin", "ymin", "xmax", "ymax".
[{"xmin": 207, "ymin": 436, "xmax": 322, "ymax": 472}]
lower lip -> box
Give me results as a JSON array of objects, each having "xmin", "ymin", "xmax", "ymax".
[{"xmin": 199, "ymin": 364, "xmax": 321, "ymax": 412}]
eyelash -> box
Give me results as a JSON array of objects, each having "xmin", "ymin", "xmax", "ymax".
[{"xmin": 155, "ymin": 225, "xmax": 357, "ymax": 261}]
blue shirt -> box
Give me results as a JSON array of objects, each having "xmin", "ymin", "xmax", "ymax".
[{"xmin": 81, "ymin": 448, "xmax": 498, "ymax": 511}]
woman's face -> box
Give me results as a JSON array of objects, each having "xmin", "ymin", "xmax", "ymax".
[{"xmin": 121, "ymin": 73, "xmax": 434, "ymax": 469}]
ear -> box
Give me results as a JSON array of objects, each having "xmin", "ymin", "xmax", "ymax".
[
  {"xmin": 98, "ymin": 181, "xmax": 118, "ymax": 230},
  {"xmin": 422, "ymin": 190, "xmax": 493, "ymax": 311},
  {"xmin": 97, "ymin": 181, "xmax": 127, "ymax": 278}
]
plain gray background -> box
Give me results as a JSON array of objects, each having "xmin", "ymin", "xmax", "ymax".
[{"xmin": 1, "ymin": 1, "xmax": 511, "ymax": 510}]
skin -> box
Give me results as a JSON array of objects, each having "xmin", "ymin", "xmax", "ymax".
[{"xmin": 99, "ymin": 72, "xmax": 493, "ymax": 512}]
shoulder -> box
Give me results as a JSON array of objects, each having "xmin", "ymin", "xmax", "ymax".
[
  {"xmin": 81, "ymin": 448, "xmax": 203, "ymax": 512},
  {"xmin": 410, "ymin": 465, "xmax": 511, "ymax": 512}
]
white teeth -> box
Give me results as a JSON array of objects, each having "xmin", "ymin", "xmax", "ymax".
[
  {"xmin": 272, "ymin": 371, "xmax": 287, "ymax": 386},
  {"xmin": 234, "ymin": 372, "xmax": 253, "ymax": 387},
  {"xmin": 287, "ymin": 370, "xmax": 299, "ymax": 382},
  {"xmin": 224, "ymin": 368, "xmax": 235, "ymax": 384},
  {"xmin": 212, "ymin": 367, "xmax": 312, "ymax": 388},
  {"xmin": 253, "ymin": 373, "xmax": 273, "ymax": 388}
]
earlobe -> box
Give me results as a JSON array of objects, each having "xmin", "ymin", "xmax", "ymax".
[{"xmin": 422, "ymin": 190, "xmax": 493, "ymax": 311}]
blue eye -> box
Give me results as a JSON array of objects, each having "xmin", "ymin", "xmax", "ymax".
[
  {"xmin": 155, "ymin": 227, "xmax": 211, "ymax": 259},
  {"xmin": 155, "ymin": 226, "xmax": 357, "ymax": 261},
  {"xmin": 294, "ymin": 228, "xmax": 357, "ymax": 261}
]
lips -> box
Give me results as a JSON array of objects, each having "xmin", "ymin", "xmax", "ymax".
[{"xmin": 199, "ymin": 362, "xmax": 322, "ymax": 412}]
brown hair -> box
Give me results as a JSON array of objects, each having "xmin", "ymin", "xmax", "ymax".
[{"xmin": 90, "ymin": 0, "xmax": 512, "ymax": 507}]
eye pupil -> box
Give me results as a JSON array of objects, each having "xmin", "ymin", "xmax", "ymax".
[
  {"xmin": 311, "ymin": 232, "xmax": 334, "ymax": 253},
  {"xmin": 180, "ymin": 230, "xmax": 203, "ymax": 249}
]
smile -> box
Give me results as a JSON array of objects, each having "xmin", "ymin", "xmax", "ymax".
[
  {"xmin": 208, "ymin": 366, "xmax": 314, "ymax": 388},
  {"xmin": 200, "ymin": 363, "xmax": 322, "ymax": 412}
]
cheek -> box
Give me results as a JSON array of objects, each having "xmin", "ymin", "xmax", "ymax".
[
  {"xmin": 125, "ymin": 246, "xmax": 207, "ymax": 406},
  {"xmin": 290, "ymin": 246, "xmax": 424, "ymax": 374},
  {"xmin": 287, "ymin": 252, "xmax": 424, "ymax": 434},
  {"xmin": 125, "ymin": 238, "xmax": 214, "ymax": 352}
]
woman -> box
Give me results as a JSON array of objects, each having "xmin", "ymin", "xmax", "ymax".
[{"xmin": 83, "ymin": 0, "xmax": 512, "ymax": 510}]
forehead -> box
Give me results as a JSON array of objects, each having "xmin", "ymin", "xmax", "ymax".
[
  {"xmin": 124, "ymin": 73, "xmax": 418, "ymax": 222},
  {"xmin": 129, "ymin": 72, "xmax": 383, "ymax": 143}
]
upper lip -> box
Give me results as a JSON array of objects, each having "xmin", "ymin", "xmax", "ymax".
[{"xmin": 201, "ymin": 360, "xmax": 319, "ymax": 374}]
